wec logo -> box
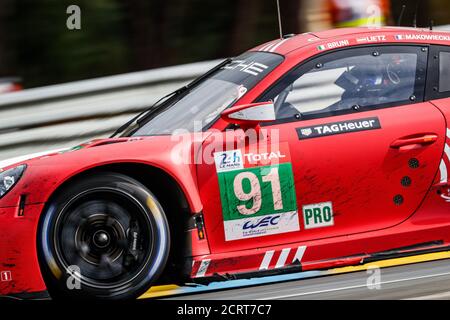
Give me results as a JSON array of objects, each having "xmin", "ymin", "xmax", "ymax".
[{"xmin": 243, "ymin": 215, "xmax": 281, "ymax": 230}]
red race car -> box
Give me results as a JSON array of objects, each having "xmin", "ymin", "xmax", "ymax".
[
  {"xmin": 2, "ymin": 26, "xmax": 450, "ymax": 299},
  {"xmin": 0, "ymin": 77, "xmax": 22, "ymax": 94}
]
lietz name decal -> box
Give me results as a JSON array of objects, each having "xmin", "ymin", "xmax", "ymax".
[
  {"xmin": 214, "ymin": 144, "xmax": 299, "ymax": 241},
  {"xmin": 296, "ymin": 117, "xmax": 381, "ymax": 140},
  {"xmin": 356, "ymin": 35, "xmax": 387, "ymax": 43}
]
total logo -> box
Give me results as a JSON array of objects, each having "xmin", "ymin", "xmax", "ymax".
[
  {"xmin": 243, "ymin": 215, "xmax": 281, "ymax": 230},
  {"xmin": 215, "ymin": 149, "xmax": 287, "ymax": 172},
  {"xmin": 244, "ymin": 151, "xmax": 286, "ymax": 163}
]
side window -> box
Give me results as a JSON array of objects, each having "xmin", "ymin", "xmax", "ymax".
[
  {"xmin": 439, "ymin": 52, "xmax": 450, "ymax": 93},
  {"xmin": 260, "ymin": 47, "xmax": 426, "ymax": 121}
]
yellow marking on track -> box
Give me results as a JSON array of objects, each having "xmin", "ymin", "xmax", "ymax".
[
  {"xmin": 331, "ymin": 251, "xmax": 450, "ymax": 275},
  {"xmin": 139, "ymin": 285, "xmax": 180, "ymax": 299},
  {"xmin": 138, "ymin": 251, "xmax": 450, "ymax": 299}
]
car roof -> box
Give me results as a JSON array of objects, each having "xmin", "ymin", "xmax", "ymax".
[{"xmin": 251, "ymin": 26, "xmax": 450, "ymax": 56}]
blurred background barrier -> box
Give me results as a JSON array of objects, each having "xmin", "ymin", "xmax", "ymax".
[
  {"xmin": 1, "ymin": 0, "xmax": 450, "ymax": 161},
  {"xmin": 1, "ymin": 24, "xmax": 450, "ymax": 161},
  {"xmin": 0, "ymin": 60, "xmax": 220, "ymax": 160},
  {"xmin": 0, "ymin": 56, "xmax": 362, "ymax": 161}
]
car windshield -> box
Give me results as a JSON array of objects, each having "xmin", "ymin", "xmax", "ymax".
[{"xmin": 131, "ymin": 52, "xmax": 283, "ymax": 136}]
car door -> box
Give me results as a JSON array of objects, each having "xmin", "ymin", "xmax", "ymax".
[
  {"xmin": 426, "ymin": 45, "xmax": 450, "ymax": 191},
  {"xmin": 258, "ymin": 45, "xmax": 446, "ymax": 242},
  {"xmin": 198, "ymin": 45, "xmax": 446, "ymax": 254}
]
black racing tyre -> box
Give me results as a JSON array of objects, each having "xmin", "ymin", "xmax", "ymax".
[{"xmin": 38, "ymin": 172, "xmax": 170, "ymax": 300}]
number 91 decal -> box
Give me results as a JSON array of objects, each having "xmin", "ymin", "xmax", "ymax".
[{"xmin": 214, "ymin": 146, "xmax": 299, "ymax": 241}]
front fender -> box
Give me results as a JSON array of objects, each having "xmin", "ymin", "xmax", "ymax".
[
  {"xmin": 0, "ymin": 136, "xmax": 203, "ymax": 213},
  {"xmin": 0, "ymin": 204, "xmax": 47, "ymax": 296},
  {"xmin": 0, "ymin": 135, "xmax": 204, "ymax": 296}
]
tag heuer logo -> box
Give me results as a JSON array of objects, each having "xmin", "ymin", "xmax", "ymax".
[
  {"xmin": 301, "ymin": 128, "xmax": 312, "ymax": 136},
  {"xmin": 296, "ymin": 117, "xmax": 381, "ymax": 140}
]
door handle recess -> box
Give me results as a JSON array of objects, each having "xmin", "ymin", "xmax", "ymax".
[{"xmin": 390, "ymin": 134, "xmax": 438, "ymax": 149}]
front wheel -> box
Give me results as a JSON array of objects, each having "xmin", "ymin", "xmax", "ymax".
[{"xmin": 38, "ymin": 172, "xmax": 170, "ymax": 299}]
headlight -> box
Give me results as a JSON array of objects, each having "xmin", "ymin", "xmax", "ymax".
[{"xmin": 0, "ymin": 164, "xmax": 27, "ymax": 199}]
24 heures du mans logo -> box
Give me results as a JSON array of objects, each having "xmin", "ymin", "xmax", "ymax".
[{"xmin": 296, "ymin": 117, "xmax": 381, "ymax": 140}]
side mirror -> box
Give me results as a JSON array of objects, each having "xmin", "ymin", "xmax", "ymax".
[{"xmin": 221, "ymin": 101, "xmax": 276, "ymax": 128}]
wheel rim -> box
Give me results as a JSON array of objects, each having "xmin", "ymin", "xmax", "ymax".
[{"xmin": 53, "ymin": 188, "xmax": 155, "ymax": 289}]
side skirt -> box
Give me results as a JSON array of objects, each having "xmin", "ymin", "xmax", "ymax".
[{"xmin": 190, "ymin": 240, "xmax": 449, "ymax": 284}]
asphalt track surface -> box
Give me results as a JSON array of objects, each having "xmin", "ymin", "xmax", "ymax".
[{"xmin": 164, "ymin": 259, "xmax": 450, "ymax": 300}]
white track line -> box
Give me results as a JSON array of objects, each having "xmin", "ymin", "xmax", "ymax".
[
  {"xmin": 406, "ymin": 291, "xmax": 450, "ymax": 300},
  {"xmin": 259, "ymin": 271, "xmax": 450, "ymax": 300}
]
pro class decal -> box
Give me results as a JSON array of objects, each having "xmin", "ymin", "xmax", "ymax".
[
  {"xmin": 296, "ymin": 117, "xmax": 381, "ymax": 140},
  {"xmin": 214, "ymin": 144, "xmax": 299, "ymax": 241},
  {"xmin": 303, "ymin": 202, "xmax": 334, "ymax": 229}
]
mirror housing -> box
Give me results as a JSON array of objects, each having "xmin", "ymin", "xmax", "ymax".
[{"xmin": 221, "ymin": 101, "xmax": 276, "ymax": 128}]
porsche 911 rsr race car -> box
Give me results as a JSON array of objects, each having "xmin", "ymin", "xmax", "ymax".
[{"xmin": 3, "ymin": 26, "xmax": 450, "ymax": 299}]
